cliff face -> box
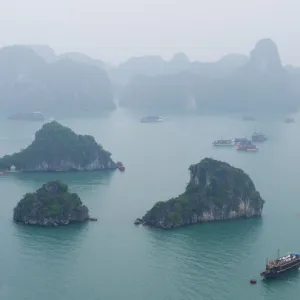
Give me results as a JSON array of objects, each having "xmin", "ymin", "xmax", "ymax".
[
  {"xmin": 246, "ymin": 38, "xmax": 283, "ymax": 73},
  {"xmin": 13, "ymin": 181, "xmax": 91, "ymax": 226},
  {"xmin": 140, "ymin": 158, "xmax": 265, "ymax": 229},
  {"xmin": 0, "ymin": 121, "xmax": 116, "ymax": 172}
]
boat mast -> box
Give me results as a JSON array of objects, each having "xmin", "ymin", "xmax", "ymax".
[{"xmin": 277, "ymin": 249, "xmax": 280, "ymax": 259}]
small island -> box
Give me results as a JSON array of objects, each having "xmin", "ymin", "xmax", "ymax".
[
  {"xmin": 0, "ymin": 121, "xmax": 116, "ymax": 172},
  {"xmin": 136, "ymin": 158, "xmax": 265, "ymax": 229},
  {"xmin": 13, "ymin": 180, "xmax": 96, "ymax": 226}
]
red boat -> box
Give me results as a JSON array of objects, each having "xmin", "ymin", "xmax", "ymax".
[
  {"xmin": 236, "ymin": 143, "xmax": 258, "ymax": 152},
  {"xmin": 116, "ymin": 161, "xmax": 125, "ymax": 171}
]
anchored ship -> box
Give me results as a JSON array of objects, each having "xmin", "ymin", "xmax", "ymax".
[
  {"xmin": 234, "ymin": 138, "xmax": 251, "ymax": 145},
  {"xmin": 212, "ymin": 139, "xmax": 235, "ymax": 146},
  {"xmin": 140, "ymin": 116, "xmax": 163, "ymax": 123},
  {"xmin": 8, "ymin": 111, "xmax": 45, "ymax": 121},
  {"xmin": 252, "ymin": 132, "xmax": 267, "ymax": 142},
  {"xmin": 236, "ymin": 141, "xmax": 258, "ymax": 152},
  {"xmin": 260, "ymin": 251, "xmax": 300, "ymax": 279}
]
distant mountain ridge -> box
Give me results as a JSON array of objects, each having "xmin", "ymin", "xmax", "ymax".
[
  {"xmin": 109, "ymin": 52, "xmax": 248, "ymax": 85},
  {"xmin": 0, "ymin": 45, "xmax": 115, "ymax": 115},
  {"xmin": 2, "ymin": 39, "xmax": 299, "ymax": 116},
  {"xmin": 119, "ymin": 38, "xmax": 300, "ymax": 114}
]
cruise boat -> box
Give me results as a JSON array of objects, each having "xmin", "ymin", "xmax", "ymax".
[
  {"xmin": 260, "ymin": 252, "xmax": 300, "ymax": 279},
  {"xmin": 236, "ymin": 142, "xmax": 258, "ymax": 152},
  {"xmin": 8, "ymin": 111, "xmax": 45, "ymax": 121},
  {"xmin": 212, "ymin": 139, "xmax": 235, "ymax": 146},
  {"xmin": 252, "ymin": 132, "xmax": 267, "ymax": 142},
  {"xmin": 140, "ymin": 116, "xmax": 163, "ymax": 123},
  {"xmin": 234, "ymin": 138, "xmax": 251, "ymax": 145}
]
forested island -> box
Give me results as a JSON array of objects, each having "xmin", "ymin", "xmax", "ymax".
[
  {"xmin": 136, "ymin": 158, "xmax": 265, "ymax": 229},
  {"xmin": 0, "ymin": 121, "xmax": 116, "ymax": 172},
  {"xmin": 13, "ymin": 180, "xmax": 96, "ymax": 226}
]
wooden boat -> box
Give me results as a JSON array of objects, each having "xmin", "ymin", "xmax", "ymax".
[{"xmin": 260, "ymin": 251, "xmax": 300, "ymax": 279}]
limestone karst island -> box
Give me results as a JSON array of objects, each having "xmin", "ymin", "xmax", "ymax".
[
  {"xmin": 0, "ymin": 121, "xmax": 116, "ymax": 172},
  {"xmin": 13, "ymin": 180, "xmax": 96, "ymax": 226},
  {"xmin": 135, "ymin": 158, "xmax": 265, "ymax": 229}
]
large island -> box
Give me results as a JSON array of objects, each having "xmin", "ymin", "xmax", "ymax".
[
  {"xmin": 137, "ymin": 158, "xmax": 265, "ymax": 229},
  {"xmin": 13, "ymin": 180, "xmax": 96, "ymax": 226},
  {"xmin": 0, "ymin": 121, "xmax": 116, "ymax": 171}
]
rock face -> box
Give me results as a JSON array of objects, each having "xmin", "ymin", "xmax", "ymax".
[
  {"xmin": 0, "ymin": 121, "xmax": 116, "ymax": 171},
  {"xmin": 140, "ymin": 158, "xmax": 265, "ymax": 229},
  {"xmin": 246, "ymin": 38, "xmax": 283, "ymax": 73},
  {"xmin": 13, "ymin": 180, "xmax": 92, "ymax": 226}
]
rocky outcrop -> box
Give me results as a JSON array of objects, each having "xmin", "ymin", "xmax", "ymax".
[
  {"xmin": 245, "ymin": 38, "xmax": 283, "ymax": 73},
  {"xmin": 138, "ymin": 158, "xmax": 265, "ymax": 229},
  {"xmin": 13, "ymin": 180, "xmax": 95, "ymax": 226},
  {"xmin": 0, "ymin": 121, "xmax": 116, "ymax": 172}
]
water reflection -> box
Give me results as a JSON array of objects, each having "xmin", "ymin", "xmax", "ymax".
[
  {"xmin": 13, "ymin": 222, "xmax": 89, "ymax": 254},
  {"xmin": 142, "ymin": 218, "xmax": 264, "ymax": 300},
  {"xmin": 146, "ymin": 217, "xmax": 263, "ymax": 246},
  {"xmin": 261, "ymin": 269, "xmax": 300, "ymax": 298},
  {"xmin": 9, "ymin": 170, "xmax": 115, "ymax": 191}
]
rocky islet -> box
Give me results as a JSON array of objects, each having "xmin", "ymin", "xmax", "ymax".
[
  {"xmin": 136, "ymin": 158, "xmax": 265, "ymax": 229},
  {"xmin": 5, "ymin": 123, "xmax": 266, "ymax": 230},
  {"xmin": 0, "ymin": 121, "xmax": 116, "ymax": 172},
  {"xmin": 13, "ymin": 180, "xmax": 96, "ymax": 226}
]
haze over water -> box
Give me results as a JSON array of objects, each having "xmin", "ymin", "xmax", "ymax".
[{"xmin": 0, "ymin": 109, "xmax": 300, "ymax": 300}]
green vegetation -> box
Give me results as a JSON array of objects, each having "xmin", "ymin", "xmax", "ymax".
[
  {"xmin": 142, "ymin": 158, "xmax": 265, "ymax": 229},
  {"xmin": 0, "ymin": 121, "xmax": 115, "ymax": 171},
  {"xmin": 13, "ymin": 180, "xmax": 90, "ymax": 226}
]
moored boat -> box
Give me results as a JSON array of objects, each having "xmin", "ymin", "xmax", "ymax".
[
  {"xmin": 260, "ymin": 252, "xmax": 300, "ymax": 279},
  {"xmin": 236, "ymin": 143, "xmax": 258, "ymax": 152},
  {"xmin": 212, "ymin": 139, "xmax": 235, "ymax": 146},
  {"xmin": 234, "ymin": 138, "xmax": 250, "ymax": 145},
  {"xmin": 252, "ymin": 132, "xmax": 267, "ymax": 142},
  {"xmin": 116, "ymin": 161, "xmax": 125, "ymax": 171},
  {"xmin": 140, "ymin": 116, "xmax": 163, "ymax": 123},
  {"xmin": 8, "ymin": 111, "xmax": 45, "ymax": 121}
]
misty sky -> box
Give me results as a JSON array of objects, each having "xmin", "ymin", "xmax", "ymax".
[{"xmin": 0, "ymin": 0, "xmax": 299, "ymax": 65}]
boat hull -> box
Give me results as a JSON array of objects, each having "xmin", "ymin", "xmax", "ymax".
[
  {"xmin": 261, "ymin": 261, "xmax": 300, "ymax": 279},
  {"xmin": 213, "ymin": 144, "xmax": 235, "ymax": 146},
  {"xmin": 236, "ymin": 147, "xmax": 258, "ymax": 152},
  {"xmin": 140, "ymin": 116, "xmax": 163, "ymax": 123}
]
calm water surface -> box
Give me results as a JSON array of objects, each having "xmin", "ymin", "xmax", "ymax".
[{"xmin": 0, "ymin": 109, "xmax": 299, "ymax": 300}]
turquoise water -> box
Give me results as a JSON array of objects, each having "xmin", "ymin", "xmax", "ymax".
[{"xmin": 1, "ymin": 109, "xmax": 300, "ymax": 300}]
